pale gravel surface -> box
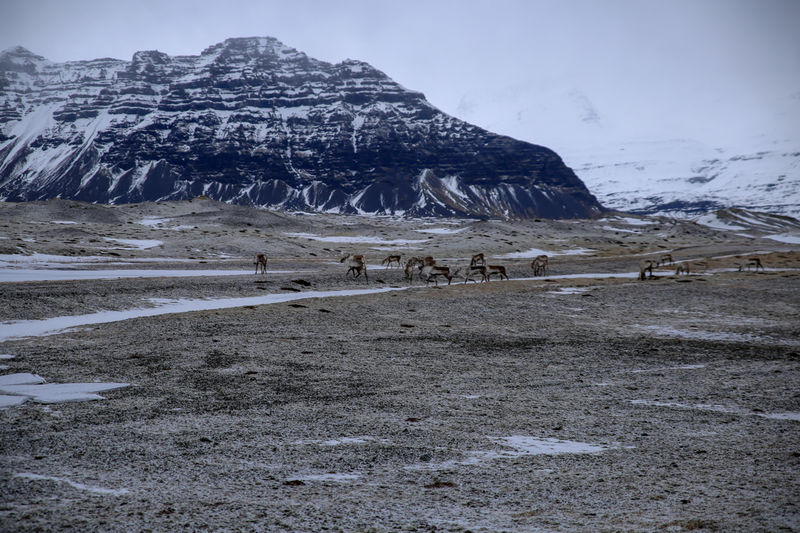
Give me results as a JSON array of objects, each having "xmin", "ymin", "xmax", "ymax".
[{"xmin": 1, "ymin": 199, "xmax": 799, "ymax": 532}]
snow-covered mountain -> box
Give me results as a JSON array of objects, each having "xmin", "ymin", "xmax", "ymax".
[
  {"xmin": 563, "ymin": 137, "xmax": 800, "ymax": 219},
  {"xmin": 0, "ymin": 38, "xmax": 603, "ymax": 219},
  {"xmin": 452, "ymin": 84, "xmax": 800, "ymax": 219}
]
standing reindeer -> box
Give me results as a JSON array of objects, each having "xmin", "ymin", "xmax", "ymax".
[
  {"xmin": 470, "ymin": 253, "xmax": 486, "ymax": 267},
  {"xmin": 531, "ymin": 255, "xmax": 548, "ymax": 276},
  {"xmin": 420, "ymin": 264, "xmax": 453, "ymax": 285},
  {"xmin": 639, "ymin": 259, "xmax": 655, "ymax": 280},
  {"xmin": 404, "ymin": 257, "xmax": 423, "ymax": 283},
  {"xmin": 340, "ymin": 254, "xmax": 368, "ymax": 282},
  {"xmin": 657, "ymin": 254, "xmax": 674, "ymax": 266},
  {"xmin": 381, "ymin": 254, "xmax": 403, "ymax": 269},
  {"xmin": 486, "ymin": 264, "xmax": 509, "ymax": 281},
  {"xmin": 738, "ymin": 257, "xmax": 765, "ymax": 272},
  {"xmin": 465, "ymin": 265, "xmax": 489, "ymax": 283},
  {"xmin": 254, "ymin": 253, "xmax": 268, "ymax": 274}
]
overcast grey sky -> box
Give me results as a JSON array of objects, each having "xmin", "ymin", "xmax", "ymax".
[{"xmin": 1, "ymin": 0, "xmax": 798, "ymax": 153}]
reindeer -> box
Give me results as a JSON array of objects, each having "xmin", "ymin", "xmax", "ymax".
[
  {"xmin": 738, "ymin": 257, "xmax": 765, "ymax": 272},
  {"xmin": 675, "ymin": 260, "xmax": 707, "ymax": 276},
  {"xmin": 420, "ymin": 264, "xmax": 453, "ymax": 285},
  {"xmin": 452, "ymin": 264, "xmax": 489, "ymax": 284},
  {"xmin": 470, "ymin": 253, "xmax": 486, "ymax": 268},
  {"xmin": 486, "ymin": 264, "xmax": 509, "ymax": 281},
  {"xmin": 531, "ymin": 254, "xmax": 548, "ymax": 276},
  {"xmin": 466, "ymin": 265, "xmax": 489, "ymax": 283},
  {"xmin": 381, "ymin": 254, "xmax": 403, "ymax": 269},
  {"xmin": 639, "ymin": 259, "xmax": 655, "ymax": 280},
  {"xmin": 404, "ymin": 257, "xmax": 423, "ymax": 283},
  {"xmin": 657, "ymin": 253, "xmax": 674, "ymax": 266},
  {"xmin": 340, "ymin": 254, "xmax": 368, "ymax": 282},
  {"xmin": 254, "ymin": 253, "xmax": 268, "ymax": 274}
]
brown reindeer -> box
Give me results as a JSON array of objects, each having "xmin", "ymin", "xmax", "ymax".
[
  {"xmin": 486, "ymin": 264, "xmax": 509, "ymax": 281},
  {"xmin": 466, "ymin": 265, "xmax": 489, "ymax": 283},
  {"xmin": 639, "ymin": 259, "xmax": 655, "ymax": 280},
  {"xmin": 470, "ymin": 253, "xmax": 486, "ymax": 267},
  {"xmin": 340, "ymin": 254, "xmax": 368, "ymax": 281},
  {"xmin": 531, "ymin": 255, "xmax": 548, "ymax": 276},
  {"xmin": 675, "ymin": 260, "xmax": 707, "ymax": 275},
  {"xmin": 254, "ymin": 253, "xmax": 268, "ymax": 274},
  {"xmin": 657, "ymin": 253, "xmax": 674, "ymax": 266},
  {"xmin": 420, "ymin": 264, "xmax": 453, "ymax": 285},
  {"xmin": 738, "ymin": 257, "xmax": 764, "ymax": 272},
  {"xmin": 404, "ymin": 257, "xmax": 423, "ymax": 283},
  {"xmin": 452, "ymin": 264, "xmax": 489, "ymax": 284},
  {"xmin": 381, "ymin": 254, "xmax": 402, "ymax": 269}
]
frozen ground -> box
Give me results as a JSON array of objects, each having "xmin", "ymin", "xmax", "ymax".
[{"xmin": 0, "ymin": 199, "xmax": 799, "ymax": 532}]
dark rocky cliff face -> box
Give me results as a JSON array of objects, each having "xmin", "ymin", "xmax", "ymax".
[{"xmin": 0, "ymin": 37, "xmax": 603, "ymax": 218}]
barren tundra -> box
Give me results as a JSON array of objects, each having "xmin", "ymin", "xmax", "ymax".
[{"xmin": 1, "ymin": 199, "xmax": 799, "ymax": 532}]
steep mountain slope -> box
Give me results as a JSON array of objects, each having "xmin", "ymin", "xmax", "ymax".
[{"xmin": 0, "ymin": 38, "xmax": 602, "ymax": 219}]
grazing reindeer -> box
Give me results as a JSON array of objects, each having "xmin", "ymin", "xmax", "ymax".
[
  {"xmin": 451, "ymin": 264, "xmax": 488, "ymax": 284},
  {"xmin": 639, "ymin": 259, "xmax": 655, "ymax": 280},
  {"xmin": 340, "ymin": 254, "xmax": 368, "ymax": 282},
  {"xmin": 675, "ymin": 260, "xmax": 706, "ymax": 276},
  {"xmin": 531, "ymin": 255, "xmax": 548, "ymax": 276},
  {"xmin": 381, "ymin": 254, "xmax": 402, "ymax": 269},
  {"xmin": 420, "ymin": 264, "xmax": 453, "ymax": 285},
  {"xmin": 486, "ymin": 264, "xmax": 509, "ymax": 281},
  {"xmin": 470, "ymin": 253, "xmax": 486, "ymax": 267},
  {"xmin": 254, "ymin": 253, "xmax": 268, "ymax": 274},
  {"xmin": 404, "ymin": 257, "xmax": 423, "ymax": 283},
  {"xmin": 738, "ymin": 257, "xmax": 764, "ymax": 272},
  {"xmin": 657, "ymin": 253, "xmax": 674, "ymax": 266}
]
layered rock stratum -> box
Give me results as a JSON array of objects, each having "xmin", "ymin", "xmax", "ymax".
[{"xmin": 0, "ymin": 37, "xmax": 602, "ymax": 218}]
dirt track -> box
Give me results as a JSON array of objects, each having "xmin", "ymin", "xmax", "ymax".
[{"xmin": 1, "ymin": 200, "xmax": 799, "ymax": 532}]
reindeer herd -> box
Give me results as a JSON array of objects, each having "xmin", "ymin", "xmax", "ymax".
[
  {"xmin": 337, "ymin": 252, "xmax": 519, "ymax": 285},
  {"xmin": 639, "ymin": 254, "xmax": 765, "ymax": 280},
  {"xmin": 256, "ymin": 248, "xmax": 766, "ymax": 284}
]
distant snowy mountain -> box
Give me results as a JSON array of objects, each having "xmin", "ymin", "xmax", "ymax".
[
  {"xmin": 0, "ymin": 38, "xmax": 603, "ymax": 219},
  {"xmin": 563, "ymin": 137, "xmax": 800, "ymax": 218},
  {"xmin": 452, "ymin": 84, "xmax": 800, "ymax": 219}
]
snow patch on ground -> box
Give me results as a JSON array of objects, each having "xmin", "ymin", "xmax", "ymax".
[
  {"xmin": 630, "ymin": 364, "xmax": 707, "ymax": 373},
  {"xmin": 0, "ymin": 373, "xmax": 129, "ymax": 407},
  {"xmin": 415, "ymin": 227, "xmax": 467, "ymax": 235},
  {"xmin": 0, "ymin": 268, "xmax": 254, "ymax": 283},
  {"xmin": 629, "ymin": 399, "xmax": 800, "ymax": 422},
  {"xmin": 284, "ymin": 232, "xmax": 427, "ymax": 245},
  {"xmin": 407, "ymin": 435, "xmax": 615, "ymax": 470},
  {"xmin": 764, "ymin": 233, "xmax": 800, "ymax": 244},
  {"xmin": 104, "ymin": 238, "xmax": 163, "ymax": 250},
  {"xmin": 633, "ymin": 325, "xmax": 800, "ymax": 346},
  {"xmin": 13, "ymin": 473, "xmax": 129, "ymax": 496},
  {"xmin": 547, "ymin": 287, "xmax": 593, "ymax": 295},
  {"xmin": 296, "ymin": 436, "xmax": 385, "ymax": 447},
  {"xmin": 499, "ymin": 247, "xmax": 594, "ymax": 259},
  {"xmin": 0, "ymin": 287, "xmax": 406, "ymax": 342}
]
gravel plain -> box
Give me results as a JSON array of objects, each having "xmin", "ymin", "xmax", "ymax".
[{"xmin": 1, "ymin": 199, "xmax": 799, "ymax": 532}]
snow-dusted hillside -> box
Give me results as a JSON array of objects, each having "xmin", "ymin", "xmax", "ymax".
[
  {"xmin": 0, "ymin": 38, "xmax": 602, "ymax": 219},
  {"xmin": 563, "ymin": 137, "xmax": 800, "ymax": 218},
  {"xmin": 451, "ymin": 83, "xmax": 799, "ymax": 219}
]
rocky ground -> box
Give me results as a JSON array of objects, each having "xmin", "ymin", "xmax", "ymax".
[{"xmin": 1, "ymin": 199, "xmax": 799, "ymax": 532}]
